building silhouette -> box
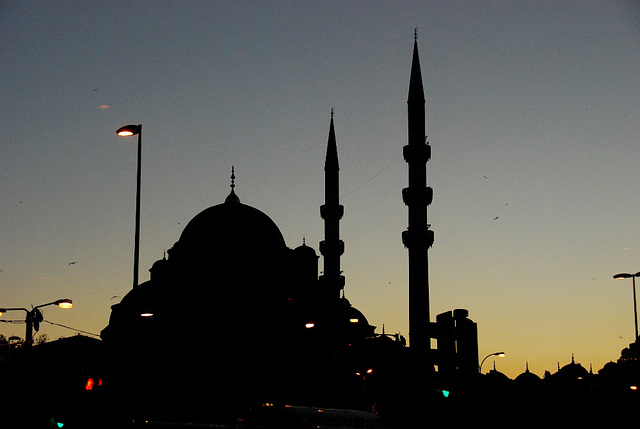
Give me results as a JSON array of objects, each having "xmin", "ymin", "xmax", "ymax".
[
  {"xmin": 100, "ymin": 118, "xmax": 393, "ymax": 420},
  {"xmin": 96, "ymin": 32, "xmax": 485, "ymax": 426}
]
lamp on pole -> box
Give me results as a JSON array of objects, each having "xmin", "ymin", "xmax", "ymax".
[
  {"xmin": 613, "ymin": 271, "xmax": 640, "ymax": 340},
  {"xmin": 0, "ymin": 299, "xmax": 73, "ymax": 347},
  {"xmin": 116, "ymin": 124, "xmax": 142, "ymax": 288},
  {"xmin": 480, "ymin": 351, "xmax": 505, "ymax": 374}
]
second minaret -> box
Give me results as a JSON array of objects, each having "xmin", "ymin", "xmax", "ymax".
[{"xmin": 319, "ymin": 109, "xmax": 345, "ymax": 300}]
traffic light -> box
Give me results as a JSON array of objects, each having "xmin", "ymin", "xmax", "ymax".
[
  {"xmin": 48, "ymin": 416, "xmax": 64, "ymax": 428},
  {"xmin": 85, "ymin": 377, "xmax": 102, "ymax": 391},
  {"xmin": 434, "ymin": 387, "xmax": 451, "ymax": 398},
  {"xmin": 32, "ymin": 308, "xmax": 44, "ymax": 332}
]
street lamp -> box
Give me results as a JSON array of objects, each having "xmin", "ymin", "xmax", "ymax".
[
  {"xmin": 116, "ymin": 124, "xmax": 142, "ymax": 288},
  {"xmin": 480, "ymin": 351, "xmax": 505, "ymax": 374},
  {"xmin": 0, "ymin": 299, "xmax": 73, "ymax": 347},
  {"xmin": 613, "ymin": 271, "xmax": 640, "ymax": 340}
]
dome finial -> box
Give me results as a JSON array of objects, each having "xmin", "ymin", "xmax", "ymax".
[
  {"xmin": 225, "ymin": 166, "xmax": 240, "ymax": 203},
  {"xmin": 414, "ymin": 27, "xmax": 418, "ymax": 41},
  {"xmin": 230, "ymin": 165, "xmax": 236, "ymax": 191}
]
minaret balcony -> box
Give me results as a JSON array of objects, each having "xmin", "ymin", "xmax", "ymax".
[
  {"xmin": 402, "ymin": 228, "xmax": 434, "ymax": 249},
  {"xmin": 320, "ymin": 204, "xmax": 344, "ymax": 220},
  {"xmin": 319, "ymin": 239, "xmax": 345, "ymax": 256},
  {"xmin": 402, "ymin": 186, "xmax": 433, "ymax": 207},
  {"xmin": 403, "ymin": 143, "xmax": 431, "ymax": 164}
]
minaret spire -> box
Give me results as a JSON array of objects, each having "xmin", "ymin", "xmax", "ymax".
[
  {"xmin": 320, "ymin": 110, "xmax": 345, "ymax": 300},
  {"xmin": 402, "ymin": 34, "xmax": 434, "ymax": 380}
]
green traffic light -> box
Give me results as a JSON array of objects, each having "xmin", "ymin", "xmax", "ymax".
[
  {"xmin": 49, "ymin": 417, "xmax": 64, "ymax": 428},
  {"xmin": 441, "ymin": 389, "xmax": 450, "ymax": 398}
]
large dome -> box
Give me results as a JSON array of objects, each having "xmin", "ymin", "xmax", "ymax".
[{"xmin": 176, "ymin": 190, "xmax": 287, "ymax": 256}]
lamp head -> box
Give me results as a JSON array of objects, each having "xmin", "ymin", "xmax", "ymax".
[
  {"xmin": 116, "ymin": 124, "xmax": 141, "ymax": 137},
  {"xmin": 55, "ymin": 299, "xmax": 73, "ymax": 309},
  {"xmin": 614, "ymin": 273, "xmax": 633, "ymax": 279},
  {"xmin": 496, "ymin": 352, "xmax": 506, "ymax": 358}
]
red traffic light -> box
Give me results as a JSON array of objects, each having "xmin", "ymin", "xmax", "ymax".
[{"xmin": 85, "ymin": 377, "xmax": 102, "ymax": 391}]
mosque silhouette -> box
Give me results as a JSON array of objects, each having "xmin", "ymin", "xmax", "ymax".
[{"xmin": 98, "ymin": 35, "xmax": 467, "ymax": 423}]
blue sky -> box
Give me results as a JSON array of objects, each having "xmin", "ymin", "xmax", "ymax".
[{"xmin": 1, "ymin": 1, "xmax": 639, "ymax": 378}]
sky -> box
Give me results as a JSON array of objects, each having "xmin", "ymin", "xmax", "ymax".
[{"xmin": 1, "ymin": 1, "xmax": 639, "ymax": 379}]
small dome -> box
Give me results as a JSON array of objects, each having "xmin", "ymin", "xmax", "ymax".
[
  {"xmin": 340, "ymin": 297, "xmax": 375, "ymax": 337},
  {"xmin": 485, "ymin": 368, "xmax": 512, "ymax": 385},
  {"xmin": 552, "ymin": 355, "xmax": 589, "ymax": 385},
  {"xmin": 149, "ymin": 256, "xmax": 170, "ymax": 281},
  {"xmin": 514, "ymin": 365, "xmax": 541, "ymax": 385},
  {"xmin": 557, "ymin": 361, "xmax": 589, "ymax": 379},
  {"xmin": 293, "ymin": 241, "xmax": 318, "ymax": 258}
]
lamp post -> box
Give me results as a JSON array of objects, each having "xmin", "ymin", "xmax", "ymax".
[
  {"xmin": 0, "ymin": 299, "xmax": 73, "ymax": 347},
  {"xmin": 116, "ymin": 124, "xmax": 142, "ymax": 288},
  {"xmin": 479, "ymin": 351, "xmax": 505, "ymax": 374},
  {"xmin": 613, "ymin": 271, "xmax": 640, "ymax": 340}
]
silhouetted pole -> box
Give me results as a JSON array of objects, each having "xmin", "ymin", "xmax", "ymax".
[
  {"xmin": 25, "ymin": 309, "xmax": 36, "ymax": 347},
  {"xmin": 634, "ymin": 275, "xmax": 638, "ymax": 340},
  {"xmin": 613, "ymin": 272, "xmax": 640, "ymax": 340},
  {"xmin": 117, "ymin": 124, "xmax": 143, "ymax": 288}
]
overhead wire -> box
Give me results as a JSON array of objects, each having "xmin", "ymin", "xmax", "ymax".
[
  {"xmin": 340, "ymin": 155, "xmax": 401, "ymax": 199},
  {"xmin": 43, "ymin": 320, "xmax": 101, "ymax": 338}
]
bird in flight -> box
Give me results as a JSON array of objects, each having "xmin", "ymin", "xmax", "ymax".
[{"xmin": 68, "ymin": 261, "xmax": 77, "ymax": 265}]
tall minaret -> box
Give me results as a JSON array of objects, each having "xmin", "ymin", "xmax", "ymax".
[
  {"xmin": 319, "ymin": 109, "xmax": 345, "ymax": 300},
  {"xmin": 402, "ymin": 32, "xmax": 434, "ymax": 369}
]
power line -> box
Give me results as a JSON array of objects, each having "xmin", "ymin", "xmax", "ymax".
[
  {"xmin": 43, "ymin": 320, "xmax": 100, "ymax": 338},
  {"xmin": 340, "ymin": 155, "xmax": 401, "ymax": 199}
]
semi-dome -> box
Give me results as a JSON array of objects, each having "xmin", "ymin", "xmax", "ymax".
[{"xmin": 177, "ymin": 191, "xmax": 287, "ymax": 257}]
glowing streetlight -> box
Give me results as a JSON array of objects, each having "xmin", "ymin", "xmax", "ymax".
[
  {"xmin": 0, "ymin": 299, "xmax": 73, "ymax": 347},
  {"xmin": 116, "ymin": 124, "xmax": 143, "ymax": 288},
  {"xmin": 480, "ymin": 351, "xmax": 505, "ymax": 374},
  {"xmin": 613, "ymin": 271, "xmax": 640, "ymax": 340}
]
